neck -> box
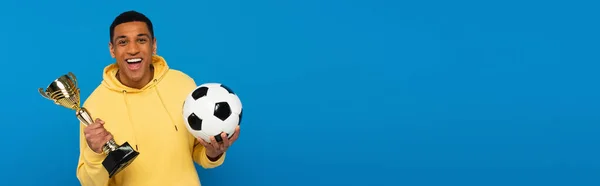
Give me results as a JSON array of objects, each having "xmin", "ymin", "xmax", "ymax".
[{"xmin": 116, "ymin": 66, "xmax": 154, "ymax": 89}]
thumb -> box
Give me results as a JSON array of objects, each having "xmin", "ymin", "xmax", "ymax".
[{"xmin": 95, "ymin": 118, "xmax": 105, "ymax": 125}]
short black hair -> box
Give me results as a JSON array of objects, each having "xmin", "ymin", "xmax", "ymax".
[{"xmin": 109, "ymin": 10, "xmax": 154, "ymax": 43}]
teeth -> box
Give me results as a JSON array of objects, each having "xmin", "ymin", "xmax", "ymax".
[{"xmin": 127, "ymin": 58, "xmax": 142, "ymax": 63}]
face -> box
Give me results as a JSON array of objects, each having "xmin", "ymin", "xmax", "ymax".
[{"xmin": 109, "ymin": 21, "xmax": 157, "ymax": 87}]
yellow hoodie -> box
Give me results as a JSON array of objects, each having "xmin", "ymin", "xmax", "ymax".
[{"xmin": 76, "ymin": 55, "xmax": 225, "ymax": 186}]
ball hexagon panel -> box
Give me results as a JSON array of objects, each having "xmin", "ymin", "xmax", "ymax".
[
  {"xmin": 182, "ymin": 94, "xmax": 197, "ymax": 123},
  {"xmin": 226, "ymin": 94, "xmax": 243, "ymax": 115},
  {"xmin": 197, "ymin": 115, "xmax": 223, "ymax": 137},
  {"xmin": 220, "ymin": 113, "xmax": 239, "ymax": 137},
  {"xmin": 192, "ymin": 97, "xmax": 215, "ymax": 119},
  {"xmin": 206, "ymin": 86, "xmax": 232, "ymax": 100}
]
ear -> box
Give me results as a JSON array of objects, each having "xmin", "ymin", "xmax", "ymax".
[
  {"xmin": 152, "ymin": 37, "xmax": 157, "ymax": 55},
  {"xmin": 109, "ymin": 41, "xmax": 115, "ymax": 58}
]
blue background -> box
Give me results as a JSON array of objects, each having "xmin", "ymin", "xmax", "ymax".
[{"xmin": 1, "ymin": 0, "xmax": 599, "ymax": 185}]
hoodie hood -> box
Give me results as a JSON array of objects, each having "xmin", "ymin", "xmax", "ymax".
[{"xmin": 102, "ymin": 55, "xmax": 170, "ymax": 93}]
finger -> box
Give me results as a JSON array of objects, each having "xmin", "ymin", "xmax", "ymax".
[
  {"xmin": 90, "ymin": 128, "xmax": 108, "ymax": 136},
  {"xmin": 197, "ymin": 138, "xmax": 210, "ymax": 147},
  {"xmin": 85, "ymin": 127, "xmax": 103, "ymax": 138},
  {"xmin": 229, "ymin": 127, "xmax": 240, "ymax": 144},
  {"xmin": 96, "ymin": 130, "xmax": 108, "ymax": 138},
  {"xmin": 88, "ymin": 121, "xmax": 104, "ymax": 130},
  {"xmin": 91, "ymin": 127, "xmax": 105, "ymax": 135},
  {"xmin": 99, "ymin": 133, "xmax": 112, "ymax": 146},
  {"xmin": 221, "ymin": 133, "xmax": 230, "ymax": 149},
  {"xmin": 106, "ymin": 132, "xmax": 113, "ymax": 141},
  {"xmin": 228, "ymin": 133, "xmax": 237, "ymax": 146},
  {"xmin": 90, "ymin": 118, "xmax": 103, "ymax": 127},
  {"xmin": 220, "ymin": 133, "xmax": 228, "ymax": 149},
  {"xmin": 93, "ymin": 132, "xmax": 109, "ymax": 144},
  {"xmin": 218, "ymin": 142, "xmax": 225, "ymax": 152},
  {"xmin": 87, "ymin": 122, "xmax": 101, "ymax": 129},
  {"xmin": 85, "ymin": 128, "xmax": 97, "ymax": 136},
  {"xmin": 210, "ymin": 136, "xmax": 220, "ymax": 151}
]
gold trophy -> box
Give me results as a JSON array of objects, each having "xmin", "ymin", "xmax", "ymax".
[{"xmin": 38, "ymin": 72, "xmax": 139, "ymax": 178}]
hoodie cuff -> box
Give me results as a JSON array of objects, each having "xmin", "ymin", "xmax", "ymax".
[
  {"xmin": 200, "ymin": 147, "xmax": 226, "ymax": 168},
  {"xmin": 83, "ymin": 145, "xmax": 106, "ymax": 165}
]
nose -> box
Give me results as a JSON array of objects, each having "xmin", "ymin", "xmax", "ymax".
[{"xmin": 126, "ymin": 42, "xmax": 140, "ymax": 56}]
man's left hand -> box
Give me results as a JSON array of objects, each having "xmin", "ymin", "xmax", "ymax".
[{"xmin": 198, "ymin": 126, "xmax": 240, "ymax": 160}]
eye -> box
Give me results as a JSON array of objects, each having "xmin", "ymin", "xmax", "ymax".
[
  {"xmin": 118, "ymin": 40, "xmax": 128, "ymax": 45},
  {"xmin": 137, "ymin": 38, "xmax": 147, "ymax": 43}
]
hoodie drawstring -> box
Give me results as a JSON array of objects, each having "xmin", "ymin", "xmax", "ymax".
[
  {"xmin": 122, "ymin": 90, "xmax": 139, "ymax": 151},
  {"xmin": 154, "ymin": 81, "xmax": 179, "ymax": 132}
]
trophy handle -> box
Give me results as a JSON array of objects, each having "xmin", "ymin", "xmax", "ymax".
[
  {"xmin": 68, "ymin": 72, "xmax": 77, "ymax": 87},
  {"xmin": 38, "ymin": 88, "xmax": 51, "ymax": 100}
]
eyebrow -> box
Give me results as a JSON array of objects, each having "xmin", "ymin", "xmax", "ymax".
[
  {"xmin": 137, "ymin": 33, "xmax": 150, "ymax": 38},
  {"xmin": 114, "ymin": 35, "xmax": 127, "ymax": 41}
]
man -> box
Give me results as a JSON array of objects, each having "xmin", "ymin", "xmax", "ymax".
[{"xmin": 76, "ymin": 10, "xmax": 240, "ymax": 186}]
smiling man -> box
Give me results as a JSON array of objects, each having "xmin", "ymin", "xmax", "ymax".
[{"xmin": 75, "ymin": 10, "xmax": 240, "ymax": 186}]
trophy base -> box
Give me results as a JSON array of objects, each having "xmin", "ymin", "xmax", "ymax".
[{"xmin": 102, "ymin": 142, "xmax": 140, "ymax": 178}]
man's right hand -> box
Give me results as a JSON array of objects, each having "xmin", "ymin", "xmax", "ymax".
[{"xmin": 84, "ymin": 118, "xmax": 113, "ymax": 154}]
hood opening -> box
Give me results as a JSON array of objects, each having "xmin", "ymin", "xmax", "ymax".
[{"xmin": 101, "ymin": 55, "xmax": 169, "ymax": 93}]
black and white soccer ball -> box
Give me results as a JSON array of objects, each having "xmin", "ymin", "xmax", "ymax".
[{"xmin": 182, "ymin": 83, "xmax": 243, "ymax": 143}]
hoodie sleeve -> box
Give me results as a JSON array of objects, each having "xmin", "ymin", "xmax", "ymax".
[
  {"xmin": 192, "ymin": 139, "xmax": 226, "ymax": 168},
  {"xmin": 76, "ymin": 122, "xmax": 111, "ymax": 186}
]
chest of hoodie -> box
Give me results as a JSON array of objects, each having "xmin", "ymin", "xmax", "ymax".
[{"xmin": 112, "ymin": 88, "xmax": 193, "ymax": 156}]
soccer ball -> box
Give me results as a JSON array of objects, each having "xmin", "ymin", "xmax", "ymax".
[{"xmin": 182, "ymin": 83, "xmax": 243, "ymax": 143}]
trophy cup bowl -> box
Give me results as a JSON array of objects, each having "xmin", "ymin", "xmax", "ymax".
[{"xmin": 38, "ymin": 72, "xmax": 139, "ymax": 178}]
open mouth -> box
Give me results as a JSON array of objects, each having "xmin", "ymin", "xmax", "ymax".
[
  {"xmin": 125, "ymin": 58, "xmax": 143, "ymax": 70},
  {"xmin": 126, "ymin": 58, "xmax": 142, "ymax": 64}
]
